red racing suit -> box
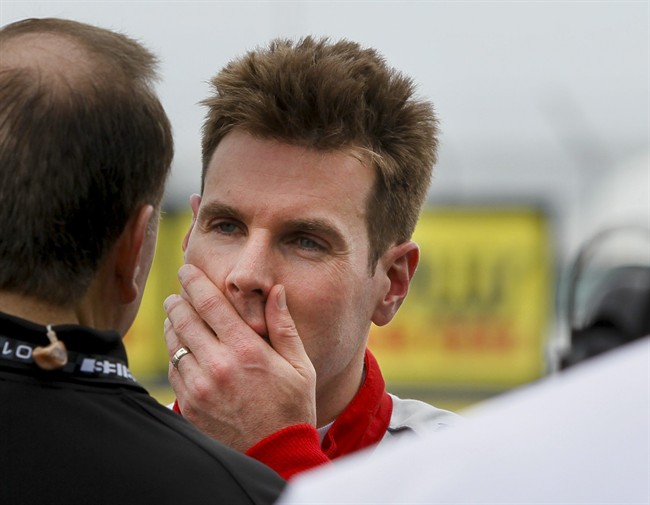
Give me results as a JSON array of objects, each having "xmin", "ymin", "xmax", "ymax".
[{"xmin": 173, "ymin": 349, "xmax": 460, "ymax": 479}]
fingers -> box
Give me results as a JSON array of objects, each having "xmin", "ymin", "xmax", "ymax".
[
  {"xmin": 177, "ymin": 264, "xmax": 260, "ymax": 347},
  {"xmin": 164, "ymin": 310, "xmax": 182, "ymax": 359},
  {"xmin": 164, "ymin": 302, "xmax": 221, "ymax": 418},
  {"xmin": 265, "ymin": 285, "xmax": 315, "ymax": 380},
  {"xmin": 164, "ymin": 288, "xmax": 224, "ymax": 363},
  {"xmin": 164, "ymin": 293, "xmax": 223, "ymax": 413},
  {"xmin": 164, "ymin": 314, "xmax": 193, "ymax": 412}
]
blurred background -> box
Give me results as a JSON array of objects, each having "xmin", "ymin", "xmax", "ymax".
[{"xmin": 3, "ymin": 0, "xmax": 648, "ymax": 410}]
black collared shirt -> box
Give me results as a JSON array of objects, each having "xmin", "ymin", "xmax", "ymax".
[{"xmin": 0, "ymin": 311, "xmax": 285, "ymax": 505}]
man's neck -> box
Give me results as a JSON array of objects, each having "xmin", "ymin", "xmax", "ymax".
[
  {"xmin": 315, "ymin": 353, "xmax": 366, "ymax": 428},
  {"xmin": 0, "ymin": 291, "xmax": 80, "ymax": 326}
]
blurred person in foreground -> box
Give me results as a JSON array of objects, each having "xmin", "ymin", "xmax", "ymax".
[
  {"xmin": 275, "ymin": 229, "xmax": 650, "ymax": 504},
  {"xmin": 0, "ymin": 18, "xmax": 284, "ymax": 505},
  {"xmin": 164, "ymin": 36, "xmax": 461, "ymax": 480},
  {"xmin": 276, "ymin": 336, "xmax": 650, "ymax": 504}
]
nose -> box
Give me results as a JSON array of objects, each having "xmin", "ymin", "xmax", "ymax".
[{"xmin": 225, "ymin": 233, "xmax": 275, "ymax": 302}]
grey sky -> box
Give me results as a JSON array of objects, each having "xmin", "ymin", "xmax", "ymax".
[{"xmin": 2, "ymin": 1, "xmax": 649, "ymax": 255}]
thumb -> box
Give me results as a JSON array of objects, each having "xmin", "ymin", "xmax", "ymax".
[{"xmin": 266, "ymin": 285, "xmax": 315, "ymax": 379}]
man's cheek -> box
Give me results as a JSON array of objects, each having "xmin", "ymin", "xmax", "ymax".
[
  {"xmin": 204, "ymin": 264, "xmax": 231, "ymax": 293},
  {"xmin": 183, "ymin": 245, "xmax": 212, "ymax": 271},
  {"xmin": 183, "ymin": 243, "xmax": 199, "ymax": 266}
]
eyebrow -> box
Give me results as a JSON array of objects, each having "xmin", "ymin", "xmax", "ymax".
[
  {"xmin": 283, "ymin": 217, "xmax": 346, "ymax": 246},
  {"xmin": 197, "ymin": 202, "xmax": 241, "ymax": 225}
]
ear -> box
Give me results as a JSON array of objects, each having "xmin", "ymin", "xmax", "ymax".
[
  {"xmin": 371, "ymin": 241, "xmax": 420, "ymax": 327},
  {"xmin": 182, "ymin": 193, "xmax": 201, "ymax": 254},
  {"xmin": 115, "ymin": 204, "xmax": 155, "ymax": 304}
]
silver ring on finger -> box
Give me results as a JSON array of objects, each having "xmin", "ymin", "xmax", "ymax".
[{"xmin": 171, "ymin": 346, "xmax": 191, "ymax": 370}]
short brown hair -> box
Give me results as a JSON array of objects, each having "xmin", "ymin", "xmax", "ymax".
[
  {"xmin": 0, "ymin": 18, "xmax": 173, "ymax": 306},
  {"xmin": 201, "ymin": 36, "xmax": 438, "ymax": 269}
]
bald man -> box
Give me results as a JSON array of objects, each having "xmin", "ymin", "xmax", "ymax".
[{"xmin": 0, "ymin": 17, "xmax": 284, "ymax": 505}]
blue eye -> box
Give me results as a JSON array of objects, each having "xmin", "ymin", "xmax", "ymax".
[
  {"xmin": 214, "ymin": 222, "xmax": 238, "ymax": 234},
  {"xmin": 297, "ymin": 236, "xmax": 325, "ymax": 251}
]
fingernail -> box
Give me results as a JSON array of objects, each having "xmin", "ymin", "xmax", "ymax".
[
  {"xmin": 178, "ymin": 264, "xmax": 191, "ymax": 283},
  {"xmin": 277, "ymin": 286, "xmax": 286, "ymax": 309},
  {"xmin": 163, "ymin": 294, "xmax": 178, "ymax": 311}
]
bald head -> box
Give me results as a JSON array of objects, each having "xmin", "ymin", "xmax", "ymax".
[
  {"xmin": 2, "ymin": 31, "xmax": 90, "ymax": 69},
  {"xmin": 0, "ymin": 33, "xmax": 99, "ymax": 101},
  {"xmin": 0, "ymin": 18, "xmax": 158, "ymax": 98},
  {"xmin": 0, "ymin": 18, "xmax": 157, "ymax": 79},
  {"xmin": 0, "ymin": 18, "xmax": 173, "ymax": 307}
]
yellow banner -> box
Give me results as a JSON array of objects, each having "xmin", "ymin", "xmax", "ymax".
[{"xmin": 369, "ymin": 207, "xmax": 552, "ymax": 389}]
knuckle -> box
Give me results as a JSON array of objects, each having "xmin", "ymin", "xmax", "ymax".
[
  {"xmin": 166, "ymin": 302, "xmax": 195, "ymax": 336},
  {"xmin": 190, "ymin": 359, "xmax": 233, "ymax": 403},
  {"xmin": 205, "ymin": 358, "xmax": 231, "ymax": 383},
  {"xmin": 171, "ymin": 311, "xmax": 194, "ymax": 335},
  {"xmin": 193, "ymin": 293, "xmax": 221, "ymax": 318},
  {"xmin": 191, "ymin": 376, "xmax": 213, "ymax": 403}
]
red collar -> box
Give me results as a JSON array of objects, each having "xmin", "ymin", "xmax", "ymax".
[{"xmin": 321, "ymin": 348, "xmax": 393, "ymax": 459}]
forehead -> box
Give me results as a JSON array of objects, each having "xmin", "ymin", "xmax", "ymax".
[{"xmin": 202, "ymin": 130, "xmax": 375, "ymax": 225}]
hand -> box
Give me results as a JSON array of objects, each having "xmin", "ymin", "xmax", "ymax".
[{"xmin": 165, "ymin": 264, "xmax": 317, "ymax": 452}]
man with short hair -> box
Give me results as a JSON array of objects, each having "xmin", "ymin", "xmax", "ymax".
[
  {"xmin": 165, "ymin": 36, "xmax": 460, "ymax": 479},
  {"xmin": 0, "ymin": 18, "xmax": 284, "ymax": 504}
]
